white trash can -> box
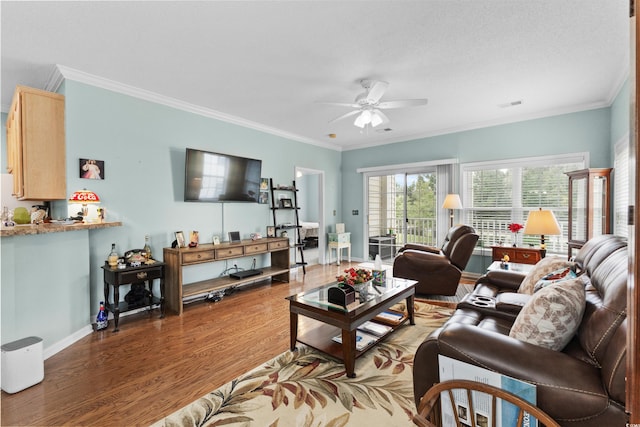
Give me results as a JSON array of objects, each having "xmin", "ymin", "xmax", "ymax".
[{"xmin": 1, "ymin": 336, "xmax": 44, "ymax": 393}]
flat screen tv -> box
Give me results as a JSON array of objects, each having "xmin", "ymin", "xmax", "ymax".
[{"xmin": 184, "ymin": 148, "xmax": 262, "ymax": 203}]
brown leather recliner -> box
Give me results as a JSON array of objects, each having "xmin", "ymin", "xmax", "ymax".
[
  {"xmin": 392, "ymin": 225, "xmax": 478, "ymax": 296},
  {"xmin": 413, "ymin": 234, "xmax": 629, "ymax": 427}
]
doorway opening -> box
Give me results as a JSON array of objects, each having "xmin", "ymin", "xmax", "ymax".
[{"xmin": 295, "ymin": 167, "xmax": 325, "ymax": 266}]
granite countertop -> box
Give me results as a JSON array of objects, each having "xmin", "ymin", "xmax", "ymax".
[{"xmin": 0, "ymin": 221, "xmax": 122, "ymax": 237}]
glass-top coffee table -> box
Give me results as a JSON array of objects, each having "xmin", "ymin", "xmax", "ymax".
[{"xmin": 286, "ymin": 276, "xmax": 418, "ymax": 377}]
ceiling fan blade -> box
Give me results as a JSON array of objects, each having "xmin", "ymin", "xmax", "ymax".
[
  {"xmin": 365, "ymin": 80, "xmax": 389, "ymax": 103},
  {"xmin": 328, "ymin": 109, "xmax": 362, "ymax": 124},
  {"xmin": 377, "ymin": 99, "xmax": 428, "ymax": 109},
  {"xmin": 371, "ymin": 109, "xmax": 390, "ymax": 127},
  {"xmin": 317, "ymin": 101, "xmax": 361, "ymax": 108}
]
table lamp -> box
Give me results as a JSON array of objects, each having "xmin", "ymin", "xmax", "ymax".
[
  {"xmin": 523, "ymin": 208, "xmax": 561, "ymax": 257},
  {"xmin": 68, "ymin": 189, "xmax": 100, "ymax": 222},
  {"xmin": 442, "ymin": 194, "xmax": 463, "ymax": 228}
]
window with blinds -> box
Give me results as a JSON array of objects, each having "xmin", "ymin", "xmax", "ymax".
[
  {"xmin": 461, "ymin": 153, "xmax": 586, "ymax": 254},
  {"xmin": 614, "ymin": 137, "xmax": 629, "ymax": 238}
]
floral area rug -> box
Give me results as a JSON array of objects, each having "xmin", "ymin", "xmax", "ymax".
[{"xmin": 152, "ymin": 301, "xmax": 452, "ymax": 427}]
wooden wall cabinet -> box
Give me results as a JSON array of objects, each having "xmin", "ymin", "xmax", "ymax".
[
  {"xmin": 6, "ymin": 85, "xmax": 66, "ymax": 200},
  {"xmin": 565, "ymin": 168, "xmax": 612, "ymax": 259}
]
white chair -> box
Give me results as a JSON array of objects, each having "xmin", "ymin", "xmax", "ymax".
[{"xmin": 328, "ymin": 223, "xmax": 351, "ymax": 265}]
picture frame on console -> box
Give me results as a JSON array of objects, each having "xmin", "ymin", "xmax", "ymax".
[
  {"xmin": 189, "ymin": 231, "xmax": 199, "ymax": 248},
  {"xmin": 267, "ymin": 226, "xmax": 275, "ymax": 238},
  {"xmin": 175, "ymin": 231, "xmax": 186, "ymax": 248},
  {"xmin": 228, "ymin": 231, "xmax": 241, "ymax": 243},
  {"xmin": 212, "ymin": 236, "xmax": 221, "ymax": 245}
]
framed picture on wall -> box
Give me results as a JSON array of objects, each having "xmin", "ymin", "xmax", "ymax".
[
  {"xmin": 79, "ymin": 158, "xmax": 104, "ymax": 179},
  {"xmin": 260, "ymin": 178, "xmax": 269, "ymax": 191}
]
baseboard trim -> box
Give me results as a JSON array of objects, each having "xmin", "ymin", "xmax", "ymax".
[{"xmin": 44, "ymin": 325, "xmax": 93, "ymax": 360}]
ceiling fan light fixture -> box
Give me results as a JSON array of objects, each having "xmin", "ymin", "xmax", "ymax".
[
  {"xmin": 354, "ymin": 110, "xmax": 372, "ymax": 128},
  {"xmin": 370, "ymin": 111, "xmax": 383, "ymax": 127}
]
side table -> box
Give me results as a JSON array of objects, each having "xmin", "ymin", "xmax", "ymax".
[
  {"xmin": 328, "ymin": 232, "xmax": 351, "ymax": 266},
  {"xmin": 487, "ymin": 260, "xmax": 535, "ymax": 274},
  {"xmin": 101, "ymin": 261, "xmax": 165, "ymax": 332}
]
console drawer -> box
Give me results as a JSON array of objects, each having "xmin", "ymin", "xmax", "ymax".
[
  {"xmin": 269, "ymin": 240, "xmax": 289, "ymax": 250},
  {"xmin": 245, "ymin": 242, "xmax": 268, "ymax": 254},
  {"xmin": 513, "ymin": 250, "xmax": 541, "ymax": 264},
  {"xmin": 182, "ymin": 250, "xmax": 215, "ymax": 264},
  {"xmin": 216, "ymin": 246, "xmax": 244, "ymax": 259},
  {"xmin": 492, "ymin": 247, "xmax": 516, "ymax": 261},
  {"xmin": 491, "ymin": 246, "xmax": 542, "ymax": 265},
  {"xmin": 119, "ymin": 266, "xmax": 163, "ymax": 283}
]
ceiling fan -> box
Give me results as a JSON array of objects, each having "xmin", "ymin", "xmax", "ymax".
[{"xmin": 324, "ymin": 79, "xmax": 428, "ymax": 129}]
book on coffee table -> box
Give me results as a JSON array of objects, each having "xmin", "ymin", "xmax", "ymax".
[
  {"xmin": 332, "ymin": 331, "xmax": 379, "ymax": 351},
  {"xmin": 358, "ymin": 320, "xmax": 392, "ymax": 336},
  {"xmin": 374, "ymin": 310, "xmax": 406, "ymax": 325}
]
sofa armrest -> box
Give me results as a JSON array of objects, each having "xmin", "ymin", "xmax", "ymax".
[
  {"xmin": 495, "ymin": 292, "xmax": 530, "ymax": 314},
  {"xmin": 400, "ymin": 243, "xmax": 441, "ymax": 254},
  {"xmin": 400, "ymin": 249, "xmax": 448, "ymax": 262},
  {"xmin": 413, "ymin": 323, "xmax": 609, "ymax": 422},
  {"xmin": 475, "ymin": 270, "xmax": 526, "ymax": 292}
]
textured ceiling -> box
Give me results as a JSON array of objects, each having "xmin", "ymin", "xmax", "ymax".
[{"xmin": 0, "ymin": 1, "xmax": 629, "ymax": 151}]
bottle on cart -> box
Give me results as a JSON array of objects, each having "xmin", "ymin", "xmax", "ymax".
[
  {"xmin": 108, "ymin": 243, "xmax": 118, "ymax": 268},
  {"xmin": 143, "ymin": 235, "xmax": 152, "ymax": 260},
  {"xmin": 96, "ymin": 301, "xmax": 108, "ymax": 331}
]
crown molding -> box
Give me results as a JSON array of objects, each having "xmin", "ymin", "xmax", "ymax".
[
  {"xmin": 48, "ymin": 65, "xmax": 342, "ymax": 152},
  {"xmin": 343, "ymin": 100, "xmax": 613, "ymax": 151},
  {"xmin": 34, "ymin": 64, "xmax": 625, "ymax": 153}
]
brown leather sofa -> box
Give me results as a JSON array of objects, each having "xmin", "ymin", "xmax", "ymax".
[
  {"xmin": 413, "ymin": 234, "xmax": 629, "ymax": 427},
  {"xmin": 392, "ymin": 225, "xmax": 478, "ymax": 295}
]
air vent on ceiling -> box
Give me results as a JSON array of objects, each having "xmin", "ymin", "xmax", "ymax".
[
  {"xmin": 376, "ymin": 128, "xmax": 393, "ymax": 133},
  {"xmin": 498, "ymin": 100, "xmax": 523, "ymax": 108}
]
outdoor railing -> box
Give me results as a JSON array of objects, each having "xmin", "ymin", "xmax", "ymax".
[{"xmin": 371, "ymin": 217, "xmax": 568, "ymax": 260}]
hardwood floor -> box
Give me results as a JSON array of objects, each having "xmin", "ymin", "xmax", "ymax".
[
  {"xmin": 0, "ymin": 263, "xmax": 357, "ymax": 426},
  {"xmin": 0, "ymin": 263, "xmax": 471, "ymax": 426}
]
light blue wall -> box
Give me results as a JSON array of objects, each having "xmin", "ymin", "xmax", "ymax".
[
  {"xmin": 64, "ymin": 80, "xmax": 342, "ymax": 313},
  {"xmin": 1, "ymin": 78, "xmax": 628, "ymax": 354},
  {"xmin": 342, "ymin": 106, "xmax": 615, "ymax": 270},
  {"xmin": 1, "ymin": 80, "xmax": 342, "ymax": 352},
  {"xmin": 1, "ymin": 231, "xmax": 91, "ymax": 347},
  {"xmin": 610, "ymin": 79, "xmax": 630, "ymax": 144},
  {"xmin": 298, "ymin": 174, "xmax": 320, "ymax": 222}
]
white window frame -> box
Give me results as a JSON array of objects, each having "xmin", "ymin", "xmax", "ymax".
[
  {"xmin": 614, "ymin": 134, "xmax": 629, "ymax": 238},
  {"xmin": 461, "ymin": 152, "xmax": 588, "ymax": 256}
]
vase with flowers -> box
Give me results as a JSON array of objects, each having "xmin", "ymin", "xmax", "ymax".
[
  {"xmin": 507, "ymin": 223, "xmax": 523, "ymax": 247},
  {"xmin": 337, "ymin": 267, "xmax": 373, "ymax": 300}
]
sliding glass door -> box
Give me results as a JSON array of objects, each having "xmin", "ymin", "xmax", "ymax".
[{"xmin": 366, "ymin": 171, "xmax": 438, "ymax": 262}]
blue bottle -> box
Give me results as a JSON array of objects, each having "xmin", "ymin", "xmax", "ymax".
[{"xmin": 96, "ymin": 301, "xmax": 108, "ymax": 331}]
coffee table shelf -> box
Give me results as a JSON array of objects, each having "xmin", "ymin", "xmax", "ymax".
[{"xmin": 296, "ymin": 316, "xmax": 409, "ymax": 362}]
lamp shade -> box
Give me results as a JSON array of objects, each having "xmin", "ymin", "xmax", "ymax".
[
  {"xmin": 68, "ymin": 189, "xmax": 100, "ymax": 203},
  {"xmin": 442, "ymin": 194, "xmax": 463, "ymax": 210},
  {"xmin": 523, "ymin": 208, "xmax": 561, "ymax": 235},
  {"xmin": 354, "ymin": 110, "xmax": 372, "ymax": 128}
]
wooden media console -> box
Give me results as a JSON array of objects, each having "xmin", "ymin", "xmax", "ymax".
[{"xmin": 163, "ymin": 237, "xmax": 290, "ymax": 315}]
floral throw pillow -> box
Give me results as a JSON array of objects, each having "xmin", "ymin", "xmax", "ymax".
[
  {"xmin": 517, "ymin": 257, "xmax": 575, "ymax": 295},
  {"xmin": 533, "ymin": 267, "xmax": 578, "ymax": 293},
  {"xmin": 509, "ymin": 276, "xmax": 586, "ymax": 351}
]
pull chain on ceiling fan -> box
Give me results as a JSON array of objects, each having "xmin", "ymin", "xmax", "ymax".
[{"xmin": 323, "ymin": 79, "xmax": 428, "ymax": 129}]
